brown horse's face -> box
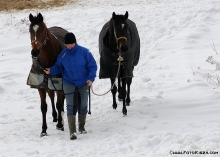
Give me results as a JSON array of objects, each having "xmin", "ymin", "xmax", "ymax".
[
  {"xmin": 29, "ymin": 13, "xmax": 47, "ymax": 58},
  {"xmin": 112, "ymin": 11, "xmax": 129, "ymax": 52}
]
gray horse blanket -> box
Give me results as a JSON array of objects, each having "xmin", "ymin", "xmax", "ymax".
[
  {"xmin": 99, "ymin": 19, "xmax": 140, "ymax": 79},
  {"xmin": 49, "ymin": 26, "xmax": 68, "ymax": 50}
]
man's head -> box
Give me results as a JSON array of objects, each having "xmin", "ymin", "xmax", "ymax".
[
  {"xmin": 65, "ymin": 32, "xmax": 76, "ymax": 49},
  {"xmin": 65, "ymin": 32, "xmax": 76, "ymax": 44}
]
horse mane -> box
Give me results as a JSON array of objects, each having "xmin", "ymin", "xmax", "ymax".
[{"xmin": 29, "ymin": 13, "xmax": 44, "ymax": 25}]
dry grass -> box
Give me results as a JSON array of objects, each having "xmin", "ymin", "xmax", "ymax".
[{"xmin": 0, "ymin": 0, "xmax": 71, "ymax": 12}]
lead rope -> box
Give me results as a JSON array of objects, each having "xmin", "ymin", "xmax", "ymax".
[
  {"xmin": 88, "ymin": 86, "xmax": 91, "ymax": 114},
  {"xmin": 90, "ymin": 54, "xmax": 123, "ymax": 96}
]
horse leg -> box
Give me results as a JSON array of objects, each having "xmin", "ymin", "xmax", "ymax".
[
  {"xmin": 117, "ymin": 78, "xmax": 123, "ymax": 101},
  {"xmin": 38, "ymin": 88, "xmax": 48, "ymax": 137},
  {"xmin": 55, "ymin": 92, "xmax": 64, "ymax": 131},
  {"xmin": 126, "ymin": 77, "xmax": 132, "ymax": 106},
  {"xmin": 47, "ymin": 89, "xmax": 57, "ymax": 122},
  {"xmin": 110, "ymin": 78, "xmax": 117, "ymax": 109},
  {"xmin": 121, "ymin": 78, "xmax": 127, "ymax": 116}
]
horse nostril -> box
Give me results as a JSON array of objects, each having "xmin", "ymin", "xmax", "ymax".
[
  {"xmin": 120, "ymin": 44, "xmax": 128, "ymax": 52},
  {"xmin": 31, "ymin": 49, "xmax": 40, "ymax": 57}
]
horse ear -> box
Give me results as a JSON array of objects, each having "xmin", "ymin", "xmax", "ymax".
[
  {"xmin": 124, "ymin": 11, "xmax": 128, "ymax": 19},
  {"xmin": 29, "ymin": 13, "xmax": 34, "ymax": 22},
  {"xmin": 38, "ymin": 13, "xmax": 44, "ymax": 22},
  {"xmin": 112, "ymin": 12, "xmax": 116, "ymax": 20}
]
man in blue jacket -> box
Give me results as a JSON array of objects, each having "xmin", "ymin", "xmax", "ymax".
[{"xmin": 44, "ymin": 32, "xmax": 97, "ymax": 140}]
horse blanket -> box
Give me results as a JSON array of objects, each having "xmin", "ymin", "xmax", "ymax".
[
  {"xmin": 49, "ymin": 26, "xmax": 68, "ymax": 50},
  {"xmin": 99, "ymin": 19, "xmax": 140, "ymax": 79}
]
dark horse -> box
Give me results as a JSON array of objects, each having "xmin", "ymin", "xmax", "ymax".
[
  {"xmin": 28, "ymin": 13, "xmax": 68, "ymax": 136},
  {"xmin": 99, "ymin": 11, "xmax": 140, "ymax": 116}
]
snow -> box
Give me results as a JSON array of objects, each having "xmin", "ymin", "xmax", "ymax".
[{"xmin": 1, "ymin": 0, "xmax": 220, "ymax": 156}]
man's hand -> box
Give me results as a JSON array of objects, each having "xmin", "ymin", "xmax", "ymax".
[
  {"xmin": 44, "ymin": 68, "xmax": 50, "ymax": 74},
  {"xmin": 87, "ymin": 80, "xmax": 92, "ymax": 86}
]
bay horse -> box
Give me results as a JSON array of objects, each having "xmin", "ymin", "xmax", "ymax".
[
  {"xmin": 99, "ymin": 11, "xmax": 140, "ymax": 116},
  {"xmin": 28, "ymin": 13, "xmax": 67, "ymax": 136}
]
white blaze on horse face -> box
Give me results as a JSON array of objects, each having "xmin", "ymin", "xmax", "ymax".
[
  {"xmin": 33, "ymin": 25, "xmax": 39, "ymax": 32},
  {"xmin": 33, "ymin": 25, "xmax": 39, "ymax": 44},
  {"xmin": 121, "ymin": 24, "xmax": 125, "ymax": 29}
]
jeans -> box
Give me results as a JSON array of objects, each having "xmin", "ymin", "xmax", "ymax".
[{"xmin": 63, "ymin": 83, "xmax": 89, "ymax": 116}]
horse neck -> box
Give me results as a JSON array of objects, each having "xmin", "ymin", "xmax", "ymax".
[{"xmin": 38, "ymin": 28, "xmax": 61, "ymax": 67}]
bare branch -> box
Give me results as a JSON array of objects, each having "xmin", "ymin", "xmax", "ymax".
[
  {"xmin": 211, "ymin": 41, "xmax": 218, "ymax": 54},
  {"xmin": 195, "ymin": 67, "xmax": 220, "ymax": 86},
  {"xmin": 206, "ymin": 56, "xmax": 220, "ymax": 70}
]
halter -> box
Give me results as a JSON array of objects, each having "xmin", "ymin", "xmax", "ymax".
[
  {"xmin": 113, "ymin": 26, "xmax": 128, "ymax": 50},
  {"xmin": 31, "ymin": 31, "xmax": 48, "ymax": 49}
]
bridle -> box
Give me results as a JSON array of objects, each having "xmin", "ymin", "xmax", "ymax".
[
  {"xmin": 30, "ymin": 29, "xmax": 49, "ymax": 60},
  {"xmin": 113, "ymin": 24, "xmax": 128, "ymax": 50},
  {"xmin": 30, "ymin": 29, "xmax": 49, "ymax": 70},
  {"xmin": 31, "ymin": 31, "xmax": 48, "ymax": 50}
]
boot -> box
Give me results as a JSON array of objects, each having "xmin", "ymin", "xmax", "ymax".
[
  {"xmin": 67, "ymin": 115, "xmax": 77, "ymax": 140},
  {"xmin": 78, "ymin": 114, "xmax": 87, "ymax": 134}
]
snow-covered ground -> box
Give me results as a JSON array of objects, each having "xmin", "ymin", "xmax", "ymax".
[{"xmin": 1, "ymin": 0, "xmax": 220, "ymax": 156}]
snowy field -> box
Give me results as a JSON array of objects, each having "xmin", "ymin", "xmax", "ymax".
[{"xmin": 1, "ymin": 0, "xmax": 220, "ymax": 156}]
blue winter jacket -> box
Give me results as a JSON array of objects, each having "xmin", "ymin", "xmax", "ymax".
[{"xmin": 50, "ymin": 44, "xmax": 97, "ymax": 87}]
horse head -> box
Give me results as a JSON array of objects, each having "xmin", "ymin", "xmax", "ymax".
[
  {"xmin": 29, "ymin": 13, "xmax": 48, "ymax": 59},
  {"xmin": 111, "ymin": 11, "xmax": 129, "ymax": 52}
]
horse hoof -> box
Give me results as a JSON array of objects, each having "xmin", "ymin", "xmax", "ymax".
[
  {"xmin": 123, "ymin": 112, "xmax": 127, "ymax": 117},
  {"xmin": 40, "ymin": 132, "xmax": 47, "ymax": 137},
  {"xmin": 56, "ymin": 126, "xmax": 64, "ymax": 131},
  {"xmin": 122, "ymin": 109, "xmax": 127, "ymax": 116},
  {"xmin": 126, "ymin": 103, "xmax": 130, "ymax": 106},
  {"xmin": 112, "ymin": 104, "xmax": 117, "ymax": 110},
  {"xmin": 118, "ymin": 94, "xmax": 123, "ymax": 101}
]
